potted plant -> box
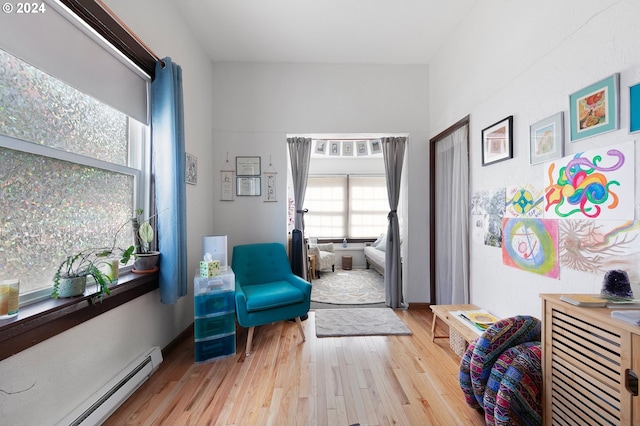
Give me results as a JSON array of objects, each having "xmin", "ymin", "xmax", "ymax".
[
  {"xmin": 52, "ymin": 246, "xmax": 135, "ymax": 300},
  {"xmin": 52, "ymin": 216, "xmax": 136, "ymax": 301},
  {"xmin": 131, "ymin": 208, "xmax": 160, "ymax": 272}
]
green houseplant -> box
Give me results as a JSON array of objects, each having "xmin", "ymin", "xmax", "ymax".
[
  {"xmin": 52, "ymin": 217, "xmax": 136, "ymax": 301},
  {"xmin": 131, "ymin": 208, "xmax": 160, "ymax": 272}
]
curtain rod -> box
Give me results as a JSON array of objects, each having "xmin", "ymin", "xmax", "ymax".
[{"xmin": 95, "ymin": 0, "xmax": 164, "ymax": 67}]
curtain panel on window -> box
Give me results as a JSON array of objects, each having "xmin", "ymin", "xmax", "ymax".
[
  {"xmin": 382, "ymin": 137, "xmax": 407, "ymax": 309},
  {"xmin": 151, "ymin": 57, "xmax": 187, "ymax": 304}
]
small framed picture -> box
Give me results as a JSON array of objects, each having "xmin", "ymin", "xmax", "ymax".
[
  {"xmin": 329, "ymin": 141, "xmax": 340, "ymax": 156},
  {"xmin": 315, "ymin": 140, "xmax": 327, "ymax": 154},
  {"xmin": 185, "ymin": 153, "xmax": 197, "ymax": 185},
  {"xmin": 370, "ymin": 139, "xmax": 382, "ymax": 154},
  {"xmin": 236, "ymin": 156, "xmax": 261, "ymax": 176},
  {"xmin": 569, "ymin": 73, "xmax": 619, "ymax": 141},
  {"xmin": 630, "ymin": 82, "xmax": 640, "ymax": 133},
  {"xmin": 529, "ymin": 112, "xmax": 564, "ymax": 165},
  {"xmin": 356, "ymin": 140, "xmax": 368, "ymax": 156},
  {"xmin": 220, "ymin": 171, "xmax": 233, "ymax": 201},
  {"xmin": 236, "ymin": 177, "xmax": 261, "ymax": 196},
  {"xmin": 481, "ymin": 115, "xmax": 513, "ymax": 166},
  {"xmin": 343, "ymin": 141, "xmax": 354, "ymax": 156}
]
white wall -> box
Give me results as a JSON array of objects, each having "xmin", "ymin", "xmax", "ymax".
[
  {"xmin": 211, "ymin": 62, "xmax": 431, "ymax": 303},
  {"xmin": 0, "ymin": 1, "xmax": 214, "ymax": 424},
  {"xmin": 430, "ymin": 0, "xmax": 640, "ymax": 319}
]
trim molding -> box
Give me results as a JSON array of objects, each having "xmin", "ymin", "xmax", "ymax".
[{"xmin": 0, "ymin": 272, "xmax": 159, "ymax": 362}]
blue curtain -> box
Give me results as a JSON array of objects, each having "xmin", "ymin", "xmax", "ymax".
[{"xmin": 150, "ymin": 57, "xmax": 187, "ymax": 304}]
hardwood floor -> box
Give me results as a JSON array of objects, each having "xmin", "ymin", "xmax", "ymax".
[{"xmin": 105, "ymin": 309, "xmax": 485, "ymax": 425}]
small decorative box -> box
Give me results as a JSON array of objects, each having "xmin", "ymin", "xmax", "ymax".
[{"xmin": 200, "ymin": 260, "xmax": 221, "ymax": 277}]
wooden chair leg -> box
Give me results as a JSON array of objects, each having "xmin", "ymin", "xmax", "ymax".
[
  {"xmin": 245, "ymin": 326, "xmax": 255, "ymax": 357},
  {"xmin": 295, "ymin": 317, "xmax": 306, "ymax": 342}
]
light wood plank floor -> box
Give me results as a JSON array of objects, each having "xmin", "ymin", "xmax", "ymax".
[{"xmin": 105, "ymin": 309, "xmax": 484, "ymax": 426}]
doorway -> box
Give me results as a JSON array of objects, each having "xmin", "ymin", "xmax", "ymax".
[{"xmin": 429, "ymin": 116, "xmax": 470, "ymax": 305}]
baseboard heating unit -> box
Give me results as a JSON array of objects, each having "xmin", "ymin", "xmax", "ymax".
[{"xmin": 57, "ymin": 346, "xmax": 163, "ymax": 426}]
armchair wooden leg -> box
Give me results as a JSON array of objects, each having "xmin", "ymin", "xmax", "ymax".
[
  {"xmin": 295, "ymin": 317, "xmax": 306, "ymax": 342},
  {"xmin": 245, "ymin": 326, "xmax": 255, "ymax": 357}
]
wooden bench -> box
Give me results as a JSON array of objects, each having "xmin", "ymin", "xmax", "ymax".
[{"xmin": 430, "ymin": 304, "xmax": 481, "ymax": 350}]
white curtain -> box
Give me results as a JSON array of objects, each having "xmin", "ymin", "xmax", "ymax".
[{"xmin": 435, "ymin": 125, "xmax": 469, "ymax": 304}]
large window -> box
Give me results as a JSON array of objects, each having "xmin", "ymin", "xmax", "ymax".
[
  {"xmin": 304, "ymin": 175, "xmax": 388, "ymax": 239},
  {"xmin": 0, "ymin": 48, "xmax": 148, "ymax": 303}
]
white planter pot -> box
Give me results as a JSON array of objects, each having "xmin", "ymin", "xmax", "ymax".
[
  {"xmin": 56, "ymin": 276, "xmax": 87, "ymax": 298},
  {"xmin": 133, "ymin": 251, "xmax": 160, "ymax": 272}
]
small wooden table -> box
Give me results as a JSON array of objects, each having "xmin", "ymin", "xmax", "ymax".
[
  {"xmin": 342, "ymin": 255, "xmax": 352, "ymax": 270},
  {"xmin": 307, "ymin": 254, "xmax": 316, "ymax": 281},
  {"xmin": 430, "ymin": 303, "xmax": 480, "ymax": 344}
]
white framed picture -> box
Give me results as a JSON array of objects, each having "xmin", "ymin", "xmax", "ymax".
[
  {"xmin": 356, "ymin": 140, "xmax": 368, "ymax": 156},
  {"xmin": 370, "ymin": 139, "xmax": 382, "ymax": 154},
  {"xmin": 329, "ymin": 140, "xmax": 340, "ymax": 156},
  {"xmin": 315, "ymin": 140, "xmax": 327, "ymax": 154},
  {"xmin": 343, "ymin": 141, "xmax": 354, "ymax": 156}
]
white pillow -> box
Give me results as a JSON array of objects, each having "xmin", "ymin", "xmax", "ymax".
[
  {"xmin": 375, "ymin": 236, "xmax": 387, "ymax": 252},
  {"xmin": 373, "ymin": 233, "xmax": 386, "ymax": 247}
]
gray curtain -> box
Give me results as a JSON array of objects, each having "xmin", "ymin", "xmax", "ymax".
[
  {"xmin": 287, "ymin": 137, "xmax": 312, "ymax": 274},
  {"xmin": 381, "ymin": 136, "xmax": 406, "ymax": 309},
  {"xmin": 435, "ymin": 125, "xmax": 469, "ymax": 304}
]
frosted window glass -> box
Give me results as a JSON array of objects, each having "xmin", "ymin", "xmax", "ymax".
[
  {"xmin": 0, "ymin": 48, "xmax": 128, "ymax": 165},
  {"xmin": 0, "ymin": 148, "xmax": 134, "ymax": 294}
]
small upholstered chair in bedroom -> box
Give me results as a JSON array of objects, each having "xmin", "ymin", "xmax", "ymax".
[
  {"xmin": 307, "ymin": 242, "xmax": 335, "ymax": 277},
  {"xmin": 232, "ymin": 242, "xmax": 312, "ymax": 356}
]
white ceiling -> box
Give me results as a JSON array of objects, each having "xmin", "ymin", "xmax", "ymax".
[{"xmin": 171, "ymin": 0, "xmax": 478, "ymax": 64}]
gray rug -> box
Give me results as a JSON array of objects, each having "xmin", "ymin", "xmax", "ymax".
[
  {"xmin": 311, "ymin": 269, "xmax": 384, "ymax": 305},
  {"xmin": 315, "ymin": 308, "xmax": 412, "ymax": 337}
]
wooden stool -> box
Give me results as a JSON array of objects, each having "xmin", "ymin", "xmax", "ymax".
[{"xmin": 342, "ymin": 255, "xmax": 352, "ymax": 270}]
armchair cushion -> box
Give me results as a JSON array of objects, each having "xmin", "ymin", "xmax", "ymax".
[
  {"xmin": 308, "ymin": 242, "xmax": 335, "ymax": 272},
  {"xmin": 243, "ymin": 280, "xmax": 305, "ymax": 312}
]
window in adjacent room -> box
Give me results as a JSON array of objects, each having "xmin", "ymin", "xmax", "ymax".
[
  {"xmin": 304, "ymin": 175, "xmax": 387, "ymax": 239},
  {"xmin": 0, "ymin": 48, "xmax": 149, "ymax": 305}
]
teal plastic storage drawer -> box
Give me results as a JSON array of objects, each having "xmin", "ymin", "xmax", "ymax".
[
  {"xmin": 194, "ymin": 313, "xmax": 236, "ymax": 339},
  {"xmin": 194, "ymin": 291, "xmax": 234, "ymax": 317},
  {"xmin": 195, "ymin": 333, "xmax": 235, "ymax": 363}
]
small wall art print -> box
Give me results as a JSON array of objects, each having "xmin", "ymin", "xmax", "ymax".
[
  {"xmin": 559, "ymin": 219, "xmax": 640, "ymax": 282},
  {"xmin": 530, "ymin": 112, "xmax": 564, "ymax": 165},
  {"xmin": 370, "ymin": 139, "xmax": 382, "ymax": 154},
  {"xmin": 505, "ymin": 184, "xmax": 544, "ymax": 219},
  {"xmin": 185, "ymin": 153, "xmax": 197, "ymax": 185},
  {"xmin": 315, "ymin": 140, "xmax": 327, "ymax": 154},
  {"xmin": 502, "ymin": 218, "xmax": 559, "ymax": 279},
  {"xmin": 569, "ymin": 73, "xmax": 619, "ymax": 141},
  {"xmin": 630, "ymin": 83, "xmax": 640, "ymax": 133},
  {"xmin": 329, "ymin": 140, "xmax": 340, "ymax": 156},
  {"xmin": 482, "ymin": 116, "xmax": 513, "ymax": 166},
  {"xmin": 543, "ymin": 140, "xmax": 635, "ymax": 220},
  {"xmin": 470, "ymin": 188, "xmax": 506, "ymax": 247},
  {"xmin": 343, "ymin": 141, "xmax": 354, "ymax": 156}
]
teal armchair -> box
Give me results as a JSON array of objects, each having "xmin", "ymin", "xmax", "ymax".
[{"xmin": 232, "ymin": 242, "xmax": 311, "ymax": 356}]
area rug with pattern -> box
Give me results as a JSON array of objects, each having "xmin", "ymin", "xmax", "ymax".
[
  {"xmin": 315, "ymin": 308, "xmax": 412, "ymax": 337},
  {"xmin": 310, "ymin": 269, "xmax": 384, "ymax": 305}
]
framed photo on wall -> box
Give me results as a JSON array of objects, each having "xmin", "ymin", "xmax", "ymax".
[
  {"xmin": 329, "ymin": 140, "xmax": 340, "ymax": 156},
  {"xmin": 236, "ymin": 156, "xmax": 261, "ymax": 176},
  {"xmin": 529, "ymin": 112, "xmax": 564, "ymax": 165},
  {"xmin": 370, "ymin": 139, "xmax": 382, "ymax": 154},
  {"xmin": 569, "ymin": 73, "xmax": 619, "ymax": 141},
  {"xmin": 481, "ymin": 115, "xmax": 513, "ymax": 166},
  {"xmin": 315, "ymin": 140, "xmax": 327, "ymax": 154},
  {"xmin": 356, "ymin": 140, "xmax": 368, "ymax": 156},
  {"xmin": 236, "ymin": 177, "xmax": 261, "ymax": 196},
  {"xmin": 630, "ymin": 82, "xmax": 640, "ymax": 133},
  {"xmin": 343, "ymin": 141, "xmax": 354, "ymax": 156}
]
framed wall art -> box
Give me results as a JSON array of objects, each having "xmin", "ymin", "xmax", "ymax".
[
  {"xmin": 481, "ymin": 115, "xmax": 513, "ymax": 166},
  {"xmin": 236, "ymin": 177, "xmax": 261, "ymax": 196},
  {"xmin": 342, "ymin": 141, "xmax": 354, "ymax": 156},
  {"xmin": 569, "ymin": 73, "xmax": 619, "ymax": 141},
  {"xmin": 370, "ymin": 139, "xmax": 382, "ymax": 154},
  {"xmin": 315, "ymin": 140, "xmax": 327, "ymax": 154},
  {"xmin": 529, "ymin": 112, "xmax": 564, "ymax": 165},
  {"xmin": 630, "ymin": 82, "xmax": 640, "ymax": 133},
  {"xmin": 356, "ymin": 140, "xmax": 368, "ymax": 156},
  {"xmin": 329, "ymin": 140, "xmax": 340, "ymax": 156},
  {"xmin": 185, "ymin": 153, "xmax": 197, "ymax": 185},
  {"xmin": 236, "ymin": 156, "xmax": 261, "ymax": 176},
  {"xmin": 220, "ymin": 171, "xmax": 234, "ymax": 201}
]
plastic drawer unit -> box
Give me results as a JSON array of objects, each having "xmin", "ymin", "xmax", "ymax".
[{"xmin": 194, "ymin": 267, "xmax": 236, "ymax": 363}]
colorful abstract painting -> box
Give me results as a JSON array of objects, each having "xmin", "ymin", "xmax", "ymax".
[
  {"xmin": 471, "ymin": 188, "xmax": 506, "ymax": 247},
  {"xmin": 559, "ymin": 220, "xmax": 640, "ymax": 282},
  {"xmin": 502, "ymin": 218, "xmax": 559, "ymax": 278},
  {"xmin": 543, "ymin": 141, "xmax": 635, "ymax": 220},
  {"xmin": 505, "ymin": 184, "xmax": 544, "ymax": 218}
]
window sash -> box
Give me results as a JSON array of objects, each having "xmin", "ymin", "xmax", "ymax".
[{"xmin": 304, "ymin": 175, "xmax": 387, "ymax": 239}]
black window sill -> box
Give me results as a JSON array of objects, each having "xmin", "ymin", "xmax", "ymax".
[{"xmin": 0, "ymin": 271, "xmax": 159, "ymax": 362}]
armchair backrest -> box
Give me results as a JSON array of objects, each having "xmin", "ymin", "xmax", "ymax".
[{"xmin": 231, "ymin": 243, "xmax": 294, "ymax": 286}]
